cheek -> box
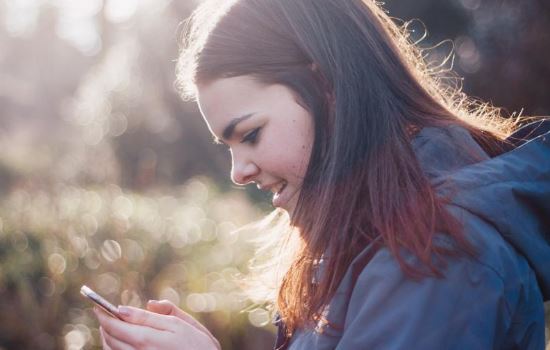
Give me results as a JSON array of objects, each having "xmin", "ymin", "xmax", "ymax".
[
  {"xmin": 260, "ymin": 113, "xmax": 314, "ymax": 178},
  {"xmin": 286, "ymin": 136, "xmax": 313, "ymax": 178},
  {"xmin": 257, "ymin": 142, "xmax": 306, "ymax": 179},
  {"xmin": 287, "ymin": 127, "xmax": 314, "ymax": 176},
  {"xmin": 296, "ymin": 124, "xmax": 314, "ymax": 169},
  {"xmin": 296, "ymin": 142, "xmax": 313, "ymax": 175}
]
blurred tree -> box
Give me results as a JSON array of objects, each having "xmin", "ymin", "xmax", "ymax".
[
  {"xmin": 385, "ymin": 0, "xmax": 550, "ymax": 115},
  {"xmin": 0, "ymin": 0, "xmax": 548, "ymax": 349}
]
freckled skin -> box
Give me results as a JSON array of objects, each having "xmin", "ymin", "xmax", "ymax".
[{"xmin": 197, "ymin": 76, "xmax": 315, "ymax": 215}]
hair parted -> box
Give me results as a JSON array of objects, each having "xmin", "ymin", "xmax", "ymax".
[{"xmin": 177, "ymin": 0, "xmax": 518, "ymax": 337}]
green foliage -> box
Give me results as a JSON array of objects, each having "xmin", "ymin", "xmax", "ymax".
[
  {"xmin": 0, "ymin": 0, "xmax": 548, "ymax": 348},
  {"xmin": 0, "ymin": 178, "xmax": 275, "ymax": 349}
]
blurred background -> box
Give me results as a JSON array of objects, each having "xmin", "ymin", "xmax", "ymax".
[{"xmin": 0, "ymin": 0, "xmax": 548, "ymax": 349}]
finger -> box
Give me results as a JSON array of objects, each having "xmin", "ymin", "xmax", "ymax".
[
  {"xmin": 148, "ymin": 300, "xmax": 220, "ymax": 349},
  {"xmin": 100, "ymin": 326, "xmax": 134, "ymax": 350},
  {"xmin": 99, "ymin": 327, "xmax": 111, "ymax": 350},
  {"xmin": 117, "ymin": 305, "xmax": 181, "ymax": 332},
  {"xmin": 95, "ymin": 307, "xmax": 162, "ymax": 347},
  {"xmin": 99, "ymin": 327, "xmax": 124, "ymax": 350},
  {"xmin": 146, "ymin": 299, "xmax": 172, "ymax": 315},
  {"xmin": 153, "ymin": 300, "xmax": 212, "ymax": 336},
  {"xmin": 147, "ymin": 300, "xmax": 201, "ymax": 327}
]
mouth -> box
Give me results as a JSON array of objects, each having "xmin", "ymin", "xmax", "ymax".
[
  {"xmin": 273, "ymin": 181, "xmax": 287, "ymax": 196},
  {"xmin": 272, "ymin": 181, "xmax": 288, "ymax": 207}
]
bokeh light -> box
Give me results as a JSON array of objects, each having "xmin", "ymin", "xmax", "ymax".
[{"xmin": 1, "ymin": 0, "xmax": 548, "ymax": 349}]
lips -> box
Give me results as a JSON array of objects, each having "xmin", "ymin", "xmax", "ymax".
[
  {"xmin": 258, "ymin": 180, "xmax": 290, "ymax": 208},
  {"xmin": 272, "ymin": 181, "xmax": 288, "ymax": 207},
  {"xmin": 273, "ymin": 181, "xmax": 287, "ymax": 195}
]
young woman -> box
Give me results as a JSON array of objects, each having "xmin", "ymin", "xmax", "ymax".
[{"xmin": 94, "ymin": 0, "xmax": 550, "ymax": 349}]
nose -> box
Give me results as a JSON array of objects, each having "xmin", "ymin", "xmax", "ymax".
[{"xmin": 230, "ymin": 155, "xmax": 260, "ymax": 186}]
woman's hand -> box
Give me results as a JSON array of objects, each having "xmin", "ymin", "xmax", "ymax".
[
  {"xmin": 94, "ymin": 301, "xmax": 221, "ymax": 350},
  {"xmin": 145, "ymin": 299, "xmax": 220, "ymax": 348}
]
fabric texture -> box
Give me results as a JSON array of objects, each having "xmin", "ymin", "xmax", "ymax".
[{"xmin": 275, "ymin": 123, "xmax": 550, "ymax": 350}]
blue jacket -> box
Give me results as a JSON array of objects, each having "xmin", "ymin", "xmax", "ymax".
[{"xmin": 276, "ymin": 122, "xmax": 550, "ymax": 349}]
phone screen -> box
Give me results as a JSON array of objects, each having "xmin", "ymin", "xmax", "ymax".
[{"xmin": 80, "ymin": 285, "xmax": 123, "ymax": 320}]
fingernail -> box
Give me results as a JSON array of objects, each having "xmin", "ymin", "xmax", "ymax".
[
  {"xmin": 148, "ymin": 299, "xmax": 159, "ymax": 304},
  {"xmin": 118, "ymin": 306, "xmax": 131, "ymax": 317}
]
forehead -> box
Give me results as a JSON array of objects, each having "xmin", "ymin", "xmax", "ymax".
[
  {"xmin": 197, "ymin": 76, "xmax": 262, "ymax": 122},
  {"xmin": 196, "ymin": 75, "xmax": 295, "ymax": 133}
]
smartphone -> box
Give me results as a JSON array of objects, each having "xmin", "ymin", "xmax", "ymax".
[{"xmin": 80, "ymin": 285, "xmax": 124, "ymax": 320}]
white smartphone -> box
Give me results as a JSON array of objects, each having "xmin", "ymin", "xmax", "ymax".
[{"xmin": 80, "ymin": 285, "xmax": 123, "ymax": 320}]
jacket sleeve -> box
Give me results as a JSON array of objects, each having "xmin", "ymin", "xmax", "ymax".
[{"xmin": 335, "ymin": 248, "xmax": 512, "ymax": 350}]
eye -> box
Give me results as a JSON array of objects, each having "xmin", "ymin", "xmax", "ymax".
[{"xmin": 241, "ymin": 127, "xmax": 261, "ymax": 145}]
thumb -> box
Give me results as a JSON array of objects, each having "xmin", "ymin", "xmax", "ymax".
[
  {"xmin": 147, "ymin": 300, "xmax": 218, "ymax": 345},
  {"xmin": 117, "ymin": 305, "xmax": 178, "ymax": 332}
]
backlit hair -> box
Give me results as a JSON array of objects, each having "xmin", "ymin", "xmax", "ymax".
[{"xmin": 177, "ymin": 0, "xmax": 518, "ymax": 336}]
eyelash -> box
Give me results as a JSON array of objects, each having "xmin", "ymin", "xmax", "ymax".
[{"xmin": 241, "ymin": 127, "xmax": 261, "ymax": 145}]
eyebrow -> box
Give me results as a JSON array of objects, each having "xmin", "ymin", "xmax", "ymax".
[{"xmin": 215, "ymin": 113, "xmax": 255, "ymax": 144}]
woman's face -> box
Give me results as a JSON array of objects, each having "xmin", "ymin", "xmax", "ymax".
[{"xmin": 197, "ymin": 75, "xmax": 314, "ymax": 215}]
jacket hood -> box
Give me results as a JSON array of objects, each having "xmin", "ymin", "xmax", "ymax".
[{"xmin": 413, "ymin": 122, "xmax": 550, "ymax": 301}]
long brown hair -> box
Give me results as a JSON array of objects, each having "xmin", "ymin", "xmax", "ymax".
[{"xmin": 177, "ymin": 0, "xmax": 518, "ymax": 336}]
